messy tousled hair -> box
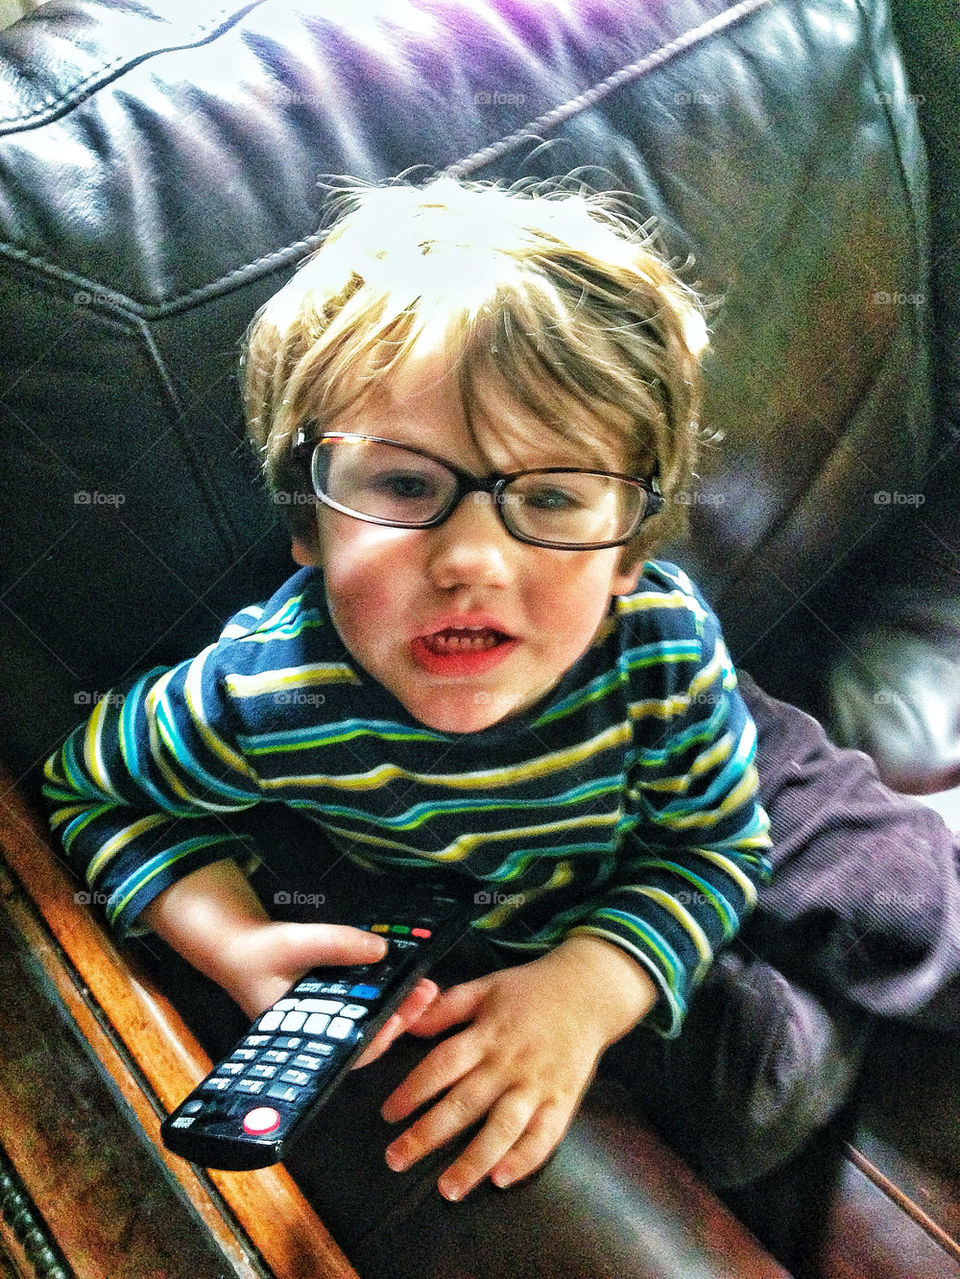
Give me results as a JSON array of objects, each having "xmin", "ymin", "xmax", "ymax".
[{"xmin": 243, "ymin": 175, "xmax": 708, "ymax": 566}]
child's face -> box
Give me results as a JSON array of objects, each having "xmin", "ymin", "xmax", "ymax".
[{"xmin": 296, "ymin": 337, "xmax": 643, "ymax": 733}]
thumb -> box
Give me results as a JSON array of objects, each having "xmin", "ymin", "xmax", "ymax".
[{"xmin": 274, "ymin": 921, "xmax": 388, "ymax": 970}]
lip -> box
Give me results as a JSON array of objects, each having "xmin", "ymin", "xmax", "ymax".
[{"xmin": 410, "ymin": 614, "xmax": 518, "ymax": 678}]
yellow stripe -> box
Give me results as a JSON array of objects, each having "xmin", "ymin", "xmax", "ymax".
[
  {"xmin": 627, "ymin": 694, "xmax": 691, "ymax": 722},
  {"xmin": 259, "ymin": 722, "xmax": 631, "ymax": 793},
  {"xmin": 323, "ymin": 810, "xmax": 620, "ymax": 862},
  {"xmin": 87, "ymin": 813, "xmax": 171, "ymax": 881},
  {"xmin": 617, "ymin": 589, "xmax": 699, "ymax": 615},
  {"xmin": 695, "ymin": 847, "xmax": 761, "ymax": 909},
  {"xmin": 689, "ymin": 732, "xmax": 733, "ymax": 778},
  {"xmin": 662, "ymin": 766, "xmax": 757, "ymax": 831},
  {"xmin": 623, "ymin": 885, "xmax": 713, "ymax": 974},
  {"xmin": 184, "ymin": 648, "xmax": 258, "ymax": 779},
  {"xmin": 83, "ymin": 697, "xmax": 120, "ymax": 799},
  {"xmin": 475, "ymin": 860, "xmax": 574, "ymax": 929},
  {"xmin": 225, "ymin": 664, "xmax": 361, "ymax": 698}
]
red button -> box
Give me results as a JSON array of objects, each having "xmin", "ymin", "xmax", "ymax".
[
  {"xmin": 242, "ymin": 1106, "xmax": 281, "ymax": 1135},
  {"xmin": 411, "ymin": 928, "xmax": 431, "ymax": 938}
]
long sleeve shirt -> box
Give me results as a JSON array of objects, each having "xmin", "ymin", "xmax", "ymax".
[{"xmin": 44, "ymin": 560, "xmax": 771, "ymax": 1036}]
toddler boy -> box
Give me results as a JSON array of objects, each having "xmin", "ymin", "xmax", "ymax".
[{"xmin": 44, "ymin": 178, "xmax": 959, "ymax": 1202}]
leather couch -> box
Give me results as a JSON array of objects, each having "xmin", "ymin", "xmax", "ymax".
[{"xmin": 0, "ymin": 1, "xmax": 957, "ymax": 1277}]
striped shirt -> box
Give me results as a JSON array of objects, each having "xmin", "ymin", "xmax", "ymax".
[{"xmin": 44, "ymin": 560, "xmax": 771, "ymax": 1036}]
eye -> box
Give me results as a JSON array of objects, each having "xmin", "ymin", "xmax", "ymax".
[
  {"xmin": 369, "ymin": 468, "xmax": 439, "ymax": 501},
  {"xmin": 521, "ymin": 482, "xmax": 586, "ymax": 511}
]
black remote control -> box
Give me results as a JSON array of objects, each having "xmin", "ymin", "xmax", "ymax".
[{"xmin": 160, "ymin": 884, "xmax": 469, "ymax": 1170}]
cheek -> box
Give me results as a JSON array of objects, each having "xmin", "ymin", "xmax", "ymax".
[{"xmin": 320, "ymin": 520, "xmax": 415, "ymax": 629}]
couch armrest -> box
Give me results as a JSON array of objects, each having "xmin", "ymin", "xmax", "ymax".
[{"xmin": 0, "ymin": 768, "xmax": 358, "ymax": 1279}]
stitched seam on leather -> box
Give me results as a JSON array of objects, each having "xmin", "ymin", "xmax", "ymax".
[
  {"xmin": 0, "ymin": 0, "xmax": 779, "ymax": 316},
  {"xmin": 843, "ymin": 1141, "xmax": 960, "ymax": 1262},
  {"xmin": 445, "ymin": 0, "xmax": 778, "ymax": 179},
  {"xmin": 0, "ymin": 1, "xmax": 267, "ymax": 130}
]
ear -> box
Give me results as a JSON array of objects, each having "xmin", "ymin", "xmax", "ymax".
[
  {"xmin": 610, "ymin": 558, "xmax": 644, "ymax": 598},
  {"xmin": 291, "ymin": 536, "xmax": 321, "ymax": 567}
]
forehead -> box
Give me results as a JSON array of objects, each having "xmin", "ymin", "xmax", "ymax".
[{"xmin": 329, "ymin": 330, "xmax": 635, "ymax": 474}]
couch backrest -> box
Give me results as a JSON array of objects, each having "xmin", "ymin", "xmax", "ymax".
[{"xmin": 0, "ymin": 0, "xmax": 930, "ymax": 786}]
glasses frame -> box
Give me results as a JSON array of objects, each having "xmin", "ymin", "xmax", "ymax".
[{"xmin": 291, "ymin": 429, "xmax": 664, "ymax": 550}]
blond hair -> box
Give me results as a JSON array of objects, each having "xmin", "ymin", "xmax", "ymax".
[{"xmin": 243, "ymin": 176, "xmax": 708, "ymax": 564}]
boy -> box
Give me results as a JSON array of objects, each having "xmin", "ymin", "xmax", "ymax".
[{"xmin": 44, "ymin": 178, "xmax": 958, "ymax": 1204}]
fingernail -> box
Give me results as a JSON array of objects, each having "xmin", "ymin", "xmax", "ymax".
[
  {"xmin": 491, "ymin": 1170, "xmax": 513, "ymax": 1189},
  {"xmin": 438, "ymin": 1177, "xmax": 462, "ymax": 1201},
  {"xmin": 385, "ymin": 1146, "xmax": 407, "ymax": 1172}
]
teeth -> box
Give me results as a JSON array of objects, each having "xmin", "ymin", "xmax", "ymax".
[{"xmin": 423, "ymin": 627, "xmax": 504, "ymax": 654}]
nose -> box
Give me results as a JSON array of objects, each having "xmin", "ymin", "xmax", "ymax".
[{"xmin": 424, "ymin": 490, "xmax": 516, "ymax": 590}]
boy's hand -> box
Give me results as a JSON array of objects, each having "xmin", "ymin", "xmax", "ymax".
[
  {"xmin": 219, "ymin": 919, "xmax": 441, "ymax": 1062},
  {"xmin": 140, "ymin": 860, "xmax": 440, "ymax": 1057},
  {"xmin": 379, "ymin": 935, "xmax": 659, "ymax": 1201}
]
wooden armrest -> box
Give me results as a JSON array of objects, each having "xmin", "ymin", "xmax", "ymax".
[{"xmin": 0, "ymin": 769, "xmax": 357, "ymax": 1279}]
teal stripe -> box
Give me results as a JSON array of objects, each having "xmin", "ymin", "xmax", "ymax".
[
  {"xmin": 238, "ymin": 717, "xmax": 448, "ymax": 754},
  {"xmin": 106, "ymin": 833, "xmax": 239, "ymax": 927}
]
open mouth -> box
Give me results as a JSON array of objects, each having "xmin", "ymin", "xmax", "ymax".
[
  {"xmin": 411, "ymin": 626, "xmax": 517, "ymax": 675},
  {"xmin": 419, "ymin": 627, "xmax": 509, "ymax": 654}
]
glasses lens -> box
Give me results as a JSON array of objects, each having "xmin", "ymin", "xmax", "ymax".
[
  {"xmin": 312, "ymin": 438, "xmax": 457, "ymax": 525},
  {"xmin": 502, "ymin": 472, "xmax": 646, "ymax": 546}
]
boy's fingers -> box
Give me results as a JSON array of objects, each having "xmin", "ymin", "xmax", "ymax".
[
  {"xmin": 351, "ymin": 979, "xmax": 439, "ymax": 1069},
  {"xmin": 402, "ymin": 979, "xmax": 483, "ymax": 1038}
]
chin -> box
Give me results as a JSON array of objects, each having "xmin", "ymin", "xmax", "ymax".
[{"xmin": 404, "ymin": 691, "xmax": 518, "ymax": 735}]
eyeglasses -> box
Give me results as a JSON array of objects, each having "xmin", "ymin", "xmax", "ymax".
[{"xmin": 291, "ymin": 431, "xmax": 663, "ymax": 550}]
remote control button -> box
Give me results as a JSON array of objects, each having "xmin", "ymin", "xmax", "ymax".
[
  {"xmin": 279, "ymin": 1068, "xmax": 313, "ymax": 1087},
  {"xmin": 266, "ymin": 1082, "xmax": 303, "ymax": 1104},
  {"xmin": 411, "ymin": 928, "xmax": 431, "ymax": 938},
  {"xmin": 339, "ymin": 1004, "xmax": 368, "ymax": 1019},
  {"xmin": 280, "ymin": 1011, "xmax": 307, "ymax": 1032},
  {"xmin": 244, "ymin": 1035, "xmax": 270, "ymax": 1047},
  {"xmin": 181, "ymin": 1099, "xmax": 205, "ymax": 1115},
  {"xmin": 263, "ymin": 1049, "xmax": 291, "ymax": 1064},
  {"xmin": 295, "ymin": 998, "xmax": 342, "ymax": 1014},
  {"xmin": 349, "ymin": 984, "xmax": 380, "ymax": 1000},
  {"xmin": 303, "ymin": 1013, "xmax": 330, "ymax": 1035},
  {"xmin": 217, "ymin": 1062, "xmax": 245, "ymax": 1076},
  {"xmin": 274, "ymin": 1037, "xmax": 303, "ymax": 1050},
  {"xmin": 327, "ymin": 1016, "xmax": 356, "ymax": 1040},
  {"xmin": 292, "ymin": 1053, "xmax": 324, "ymax": 1070},
  {"xmin": 200, "ymin": 1076, "xmax": 234, "ymax": 1093},
  {"xmin": 230, "ymin": 1048, "xmax": 258, "ymax": 1061},
  {"xmin": 236, "ymin": 1078, "xmax": 267, "ymax": 1095},
  {"xmin": 242, "ymin": 1106, "xmax": 281, "ymax": 1135},
  {"xmin": 370, "ymin": 924, "xmax": 390, "ymax": 933},
  {"xmin": 248, "ymin": 1064, "xmax": 278, "ymax": 1079},
  {"xmin": 257, "ymin": 1010, "xmax": 284, "ymax": 1032},
  {"xmin": 304, "ymin": 1041, "xmax": 335, "ymax": 1056}
]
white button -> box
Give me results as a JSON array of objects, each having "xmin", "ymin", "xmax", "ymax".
[
  {"xmin": 274, "ymin": 998, "xmax": 298, "ymax": 1010},
  {"xmin": 257, "ymin": 1010, "xmax": 284, "ymax": 1032},
  {"xmin": 327, "ymin": 1016, "xmax": 354, "ymax": 1040},
  {"xmin": 280, "ymin": 1011, "xmax": 307, "ymax": 1032},
  {"xmin": 303, "ymin": 1013, "xmax": 330, "ymax": 1035},
  {"xmin": 339, "ymin": 1004, "xmax": 367, "ymax": 1019},
  {"xmin": 295, "ymin": 998, "xmax": 343, "ymax": 1014},
  {"xmin": 242, "ymin": 1106, "xmax": 281, "ymax": 1135}
]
